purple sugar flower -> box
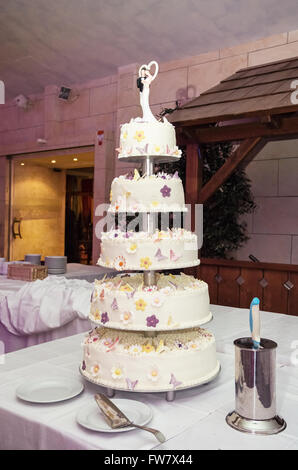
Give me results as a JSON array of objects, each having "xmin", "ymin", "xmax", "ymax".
[
  {"xmin": 160, "ymin": 184, "xmax": 171, "ymax": 198},
  {"xmin": 146, "ymin": 315, "xmax": 159, "ymax": 328},
  {"xmin": 101, "ymin": 312, "xmax": 109, "ymax": 324},
  {"xmin": 124, "ymin": 232, "xmax": 132, "ymax": 238}
]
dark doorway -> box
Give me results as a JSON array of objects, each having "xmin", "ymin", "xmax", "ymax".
[{"xmin": 65, "ymin": 168, "xmax": 94, "ymax": 264}]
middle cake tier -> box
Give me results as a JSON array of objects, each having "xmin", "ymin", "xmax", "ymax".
[
  {"xmin": 97, "ymin": 228, "xmax": 200, "ymax": 271},
  {"xmin": 90, "ymin": 273, "xmax": 212, "ymax": 330}
]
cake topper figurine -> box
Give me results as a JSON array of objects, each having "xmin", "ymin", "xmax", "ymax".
[{"xmin": 136, "ymin": 61, "xmax": 159, "ymax": 122}]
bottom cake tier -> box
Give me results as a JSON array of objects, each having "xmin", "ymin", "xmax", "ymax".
[{"xmin": 80, "ymin": 327, "xmax": 219, "ymax": 392}]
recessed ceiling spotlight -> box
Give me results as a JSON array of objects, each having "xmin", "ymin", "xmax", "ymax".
[
  {"xmin": 20, "ymin": 162, "xmax": 25, "ymax": 166},
  {"xmin": 73, "ymin": 157, "xmax": 78, "ymax": 161},
  {"xmin": 51, "ymin": 160, "xmax": 56, "ymax": 164}
]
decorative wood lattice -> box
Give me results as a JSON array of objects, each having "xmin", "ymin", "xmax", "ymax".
[{"xmin": 194, "ymin": 258, "xmax": 298, "ymax": 316}]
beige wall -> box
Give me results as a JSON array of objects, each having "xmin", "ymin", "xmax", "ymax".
[
  {"xmin": 1, "ymin": 30, "xmax": 298, "ymax": 262},
  {"xmin": 11, "ymin": 163, "xmax": 66, "ymax": 261},
  {"xmin": 234, "ymin": 140, "xmax": 298, "ymax": 264}
]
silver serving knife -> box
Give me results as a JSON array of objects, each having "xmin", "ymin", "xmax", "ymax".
[{"xmin": 94, "ymin": 393, "xmax": 166, "ymax": 443}]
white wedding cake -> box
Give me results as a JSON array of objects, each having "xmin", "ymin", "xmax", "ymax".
[{"xmin": 81, "ymin": 61, "xmax": 219, "ymax": 395}]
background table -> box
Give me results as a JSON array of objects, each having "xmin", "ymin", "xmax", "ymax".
[
  {"xmin": 0, "ymin": 263, "xmax": 113, "ymax": 300},
  {"xmin": 0, "ymin": 264, "xmax": 113, "ymax": 353},
  {"xmin": 0, "ymin": 305, "xmax": 298, "ymax": 450}
]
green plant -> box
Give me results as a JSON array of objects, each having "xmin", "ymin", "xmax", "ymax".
[{"xmin": 200, "ymin": 142, "xmax": 256, "ymax": 258}]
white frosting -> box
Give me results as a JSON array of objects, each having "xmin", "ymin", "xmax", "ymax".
[
  {"xmin": 118, "ymin": 119, "xmax": 182, "ymax": 159},
  {"xmin": 97, "ymin": 229, "xmax": 199, "ymax": 271},
  {"xmin": 90, "ymin": 273, "xmax": 212, "ymax": 330},
  {"xmin": 109, "ymin": 172, "xmax": 186, "ymax": 213},
  {"xmin": 81, "ymin": 327, "xmax": 219, "ymax": 391}
]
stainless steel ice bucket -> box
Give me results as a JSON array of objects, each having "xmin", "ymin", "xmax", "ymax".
[
  {"xmin": 235, "ymin": 337, "xmax": 276, "ymax": 420},
  {"xmin": 226, "ymin": 337, "xmax": 286, "ymax": 434}
]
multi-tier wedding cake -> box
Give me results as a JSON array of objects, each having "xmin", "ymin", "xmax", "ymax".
[{"xmin": 80, "ymin": 61, "xmax": 219, "ymax": 397}]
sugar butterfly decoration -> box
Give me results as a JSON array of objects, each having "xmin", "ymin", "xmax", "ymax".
[
  {"xmin": 155, "ymin": 248, "xmax": 167, "ymax": 261},
  {"xmin": 169, "ymin": 373, "xmax": 182, "ymax": 389},
  {"xmin": 126, "ymin": 378, "xmax": 138, "ymax": 391}
]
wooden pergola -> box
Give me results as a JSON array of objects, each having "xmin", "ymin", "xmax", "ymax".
[
  {"xmin": 169, "ymin": 55, "xmax": 298, "ymax": 316},
  {"xmin": 170, "ymin": 55, "xmax": 298, "ymax": 206}
]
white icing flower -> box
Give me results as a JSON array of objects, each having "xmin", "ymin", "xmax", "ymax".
[
  {"xmin": 103, "ymin": 281, "xmax": 114, "ymax": 290},
  {"xmin": 120, "ymin": 311, "xmax": 134, "ymax": 325},
  {"xmin": 151, "ymin": 292, "xmax": 164, "ymax": 308},
  {"xmin": 143, "ymin": 285, "xmax": 157, "ymax": 292},
  {"xmin": 113, "ymin": 256, "xmax": 126, "ymax": 271},
  {"xmin": 111, "ymin": 366, "xmax": 124, "ymax": 379},
  {"xmin": 128, "ymin": 344, "xmax": 142, "ymax": 356},
  {"xmin": 91, "ymin": 364, "xmax": 101, "ymax": 377},
  {"xmin": 187, "ymin": 341, "xmax": 199, "ymax": 350},
  {"xmin": 147, "ymin": 366, "xmax": 159, "ymax": 382},
  {"xmin": 160, "ymin": 286, "xmax": 172, "ymax": 296}
]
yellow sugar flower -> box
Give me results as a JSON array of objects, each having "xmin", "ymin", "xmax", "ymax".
[
  {"xmin": 127, "ymin": 242, "xmax": 137, "ymax": 254},
  {"xmin": 133, "ymin": 130, "xmax": 145, "ymax": 142},
  {"xmin": 135, "ymin": 298, "xmax": 147, "ymax": 311},
  {"xmin": 109, "ymin": 189, "xmax": 113, "ymax": 202},
  {"xmin": 151, "ymin": 201, "xmax": 159, "ymax": 207},
  {"xmin": 122, "ymin": 131, "xmax": 128, "ymax": 140},
  {"xmin": 142, "ymin": 343, "xmax": 155, "ymax": 353},
  {"xmin": 120, "ymin": 283, "xmax": 133, "ymax": 292},
  {"xmin": 94, "ymin": 310, "xmax": 101, "ymax": 321},
  {"xmin": 155, "ymin": 146, "xmax": 161, "ymax": 153},
  {"xmin": 140, "ymin": 257, "xmax": 152, "ymax": 269}
]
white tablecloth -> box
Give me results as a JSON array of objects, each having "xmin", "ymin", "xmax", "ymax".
[
  {"xmin": 0, "ymin": 305, "xmax": 297, "ymax": 450},
  {"xmin": 0, "ymin": 264, "xmax": 113, "ymax": 353},
  {"xmin": 0, "ymin": 264, "xmax": 113, "ymax": 299}
]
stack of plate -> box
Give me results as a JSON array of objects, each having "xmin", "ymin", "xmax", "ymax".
[
  {"xmin": 25, "ymin": 254, "xmax": 41, "ymax": 265},
  {"xmin": 45, "ymin": 256, "xmax": 67, "ymax": 275}
]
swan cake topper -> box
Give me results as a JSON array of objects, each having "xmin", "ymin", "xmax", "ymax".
[{"xmin": 136, "ymin": 61, "xmax": 159, "ymax": 122}]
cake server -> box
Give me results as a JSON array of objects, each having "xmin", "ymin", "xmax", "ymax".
[
  {"xmin": 249, "ymin": 297, "xmax": 261, "ymax": 349},
  {"xmin": 94, "ymin": 393, "xmax": 165, "ymax": 443}
]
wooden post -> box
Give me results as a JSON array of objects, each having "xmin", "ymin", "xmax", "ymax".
[{"xmin": 185, "ymin": 144, "xmax": 202, "ymax": 277}]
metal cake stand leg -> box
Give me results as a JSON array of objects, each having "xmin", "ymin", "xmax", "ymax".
[
  {"xmin": 166, "ymin": 390, "xmax": 176, "ymax": 402},
  {"xmin": 106, "ymin": 387, "xmax": 115, "ymax": 398}
]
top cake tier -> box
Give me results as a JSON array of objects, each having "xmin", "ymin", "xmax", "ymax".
[{"xmin": 117, "ymin": 119, "xmax": 182, "ymax": 161}]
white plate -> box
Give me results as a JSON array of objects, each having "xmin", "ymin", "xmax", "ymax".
[
  {"xmin": 76, "ymin": 398, "xmax": 153, "ymax": 433},
  {"xmin": 16, "ymin": 377, "xmax": 84, "ymax": 403}
]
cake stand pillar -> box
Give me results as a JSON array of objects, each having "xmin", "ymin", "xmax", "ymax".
[
  {"xmin": 106, "ymin": 387, "xmax": 116, "ymax": 398},
  {"xmin": 166, "ymin": 391, "xmax": 176, "ymax": 402},
  {"xmin": 144, "ymin": 155, "xmax": 154, "ymax": 175},
  {"xmin": 144, "ymin": 270, "xmax": 157, "ymax": 286}
]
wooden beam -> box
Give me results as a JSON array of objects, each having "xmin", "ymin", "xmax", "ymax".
[
  {"xmin": 176, "ymin": 114, "xmax": 298, "ymax": 144},
  {"xmin": 198, "ymin": 137, "xmax": 266, "ymax": 204},
  {"xmin": 185, "ymin": 144, "xmax": 201, "ymax": 208}
]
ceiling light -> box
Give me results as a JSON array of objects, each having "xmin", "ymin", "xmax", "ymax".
[
  {"xmin": 73, "ymin": 157, "xmax": 78, "ymax": 161},
  {"xmin": 20, "ymin": 162, "xmax": 25, "ymax": 166},
  {"xmin": 51, "ymin": 160, "xmax": 56, "ymax": 164}
]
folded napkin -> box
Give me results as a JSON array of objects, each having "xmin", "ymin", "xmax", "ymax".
[{"xmin": 0, "ymin": 276, "xmax": 93, "ymax": 336}]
